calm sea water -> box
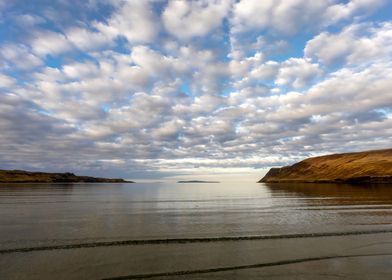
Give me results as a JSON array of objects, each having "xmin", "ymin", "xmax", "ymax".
[{"xmin": 1, "ymin": 182, "xmax": 392, "ymax": 279}]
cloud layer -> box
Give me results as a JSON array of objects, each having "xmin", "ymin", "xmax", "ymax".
[{"xmin": 0, "ymin": 0, "xmax": 391, "ymax": 180}]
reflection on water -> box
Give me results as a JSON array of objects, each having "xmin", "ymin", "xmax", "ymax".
[
  {"xmin": 1, "ymin": 182, "xmax": 392, "ymax": 249},
  {"xmin": 265, "ymin": 182, "xmax": 392, "ymax": 202},
  {"xmin": 1, "ymin": 182, "xmax": 392, "ymax": 279}
]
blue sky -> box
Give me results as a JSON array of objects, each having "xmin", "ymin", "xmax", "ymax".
[{"xmin": 0, "ymin": 0, "xmax": 392, "ymax": 182}]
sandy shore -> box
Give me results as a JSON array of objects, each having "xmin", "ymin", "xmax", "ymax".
[{"xmin": 1, "ymin": 232, "xmax": 392, "ymax": 279}]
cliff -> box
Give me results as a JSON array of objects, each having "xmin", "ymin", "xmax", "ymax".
[
  {"xmin": 259, "ymin": 149, "xmax": 392, "ymax": 183},
  {"xmin": 0, "ymin": 170, "xmax": 133, "ymax": 183}
]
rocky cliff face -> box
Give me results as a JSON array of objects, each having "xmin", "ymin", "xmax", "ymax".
[
  {"xmin": 0, "ymin": 170, "xmax": 133, "ymax": 183},
  {"xmin": 259, "ymin": 149, "xmax": 392, "ymax": 183}
]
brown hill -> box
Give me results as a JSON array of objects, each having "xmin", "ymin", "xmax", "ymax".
[
  {"xmin": 259, "ymin": 149, "xmax": 392, "ymax": 183},
  {"xmin": 0, "ymin": 170, "xmax": 133, "ymax": 183}
]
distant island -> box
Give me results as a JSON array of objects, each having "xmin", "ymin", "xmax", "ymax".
[
  {"xmin": 0, "ymin": 170, "xmax": 133, "ymax": 183},
  {"xmin": 177, "ymin": 180, "xmax": 220, "ymax": 183},
  {"xmin": 259, "ymin": 148, "xmax": 392, "ymax": 184}
]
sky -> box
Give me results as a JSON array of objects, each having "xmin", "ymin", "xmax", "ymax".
[{"xmin": 0, "ymin": 0, "xmax": 392, "ymax": 182}]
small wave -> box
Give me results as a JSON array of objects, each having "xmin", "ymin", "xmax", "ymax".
[
  {"xmin": 2, "ymin": 229, "xmax": 392, "ymax": 254},
  {"xmin": 101, "ymin": 253, "xmax": 392, "ymax": 279}
]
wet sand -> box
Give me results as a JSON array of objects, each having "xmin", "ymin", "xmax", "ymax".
[{"xmin": 1, "ymin": 233, "xmax": 392, "ymax": 279}]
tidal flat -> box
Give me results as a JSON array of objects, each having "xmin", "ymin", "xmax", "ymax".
[{"xmin": 1, "ymin": 182, "xmax": 392, "ymax": 279}]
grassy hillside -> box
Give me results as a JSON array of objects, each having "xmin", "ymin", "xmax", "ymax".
[{"xmin": 259, "ymin": 149, "xmax": 392, "ymax": 183}]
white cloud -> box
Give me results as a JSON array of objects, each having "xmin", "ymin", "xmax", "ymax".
[
  {"xmin": 229, "ymin": 52, "xmax": 264, "ymax": 78},
  {"xmin": 26, "ymin": 1, "xmax": 159, "ymax": 59},
  {"xmin": 96, "ymin": 0, "xmax": 158, "ymax": 43},
  {"xmin": 305, "ymin": 22, "xmax": 392, "ymax": 65},
  {"xmin": 0, "ymin": 73, "xmax": 16, "ymax": 88},
  {"xmin": 325, "ymin": 0, "xmax": 386, "ymax": 23},
  {"xmin": 231, "ymin": 55, "xmax": 324, "ymax": 91},
  {"xmin": 189, "ymin": 94, "xmax": 224, "ymax": 113},
  {"xmin": 15, "ymin": 14, "xmax": 45, "ymax": 27},
  {"xmin": 251, "ymin": 61, "xmax": 279, "ymax": 80},
  {"xmin": 232, "ymin": 0, "xmax": 327, "ymax": 34},
  {"xmin": 62, "ymin": 61, "xmax": 99, "ymax": 79},
  {"xmin": 115, "ymin": 65, "xmax": 149, "ymax": 89},
  {"xmin": 230, "ymin": 58, "xmax": 279, "ymax": 90},
  {"xmin": 31, "ymin": 31, "xmax": 73, "ymax": 57},
  {"xmin": 0, "ymin": 0, "xmax": 8, "ymax": 11},
  {"xmin": 131, "ymin": 45, "xmax": 171, "ymax": 76},
  {"xmin": 231, "ymin": 0, "xmax": 386, "ymax": 34},
  {"xmin": 66, "ymin": 27, "xmax": 113, "ymax": 51},
  {"xmin": 162, "ymin": 0, "xmax": 231, "ymax": 39},
  {"xmin": 152, "ymin": 119, "xmax": 184, "ymax": 141},
  {"xmin": 0, "ymin": 44, "xmax": 43, "ymax": 70},
  {"xmin": 275, "ymin": 58, "xmax": 322, "ymax": 89}
]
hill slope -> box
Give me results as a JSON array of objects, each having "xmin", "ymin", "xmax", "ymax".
[
  {"xmin": 0, "ymin": 170, "xmax": 133, "ymax": 183},
  {"xmin": 259, "ymin": 149, "xmax": 392, "ymax": 183}
]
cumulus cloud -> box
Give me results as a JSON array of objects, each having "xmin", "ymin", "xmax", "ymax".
[
  {"xmin": 0, "ymin": 44, "xmax": 43, "ymax": 70},
  {"xmin": 62, "ymin": 61, "xmax": 99, "ymax": 79},
  {"xmin": 131, "ymin": 46, "xmax": 172, "ymax": 76},
  {"xmin": 15, "ymin": 14, "xmax": 45, "ymax": 27},
  {"xmin": 96, "ymin": 0, "xmax": 158, "ymax": 43},
  {"xmin": 305, "ymin": 22, "xmax": 392, "ymax": 65},
  {"xmin": 31, "ymin": 31, "xmax": 73, "ymax": 57},
  {"xmin": 151, "ymin": 119, "xmax": 184, "ymax": 141},
  {"xmin": 275, "ymin": 58, "xmax": 322, "ymax": 89},
  {"xmin": 66, "ymin": 27, "xmax": 113, "ymax": 52},
  {"xmin": 231, "ymin": 0, "xmax": 385, "ymax": 34},
  {"xmin": 324, "ymin": 0, "xmax": 386, "ymax": 24},
  {"xmin": 232, "ymin": 0, "xmax": 326, "ymax": 34},
  {"xmin": 0, "ymin": 73, "xmax": 16, "ymax": 88},
  {"xmin": 22, "ymin": 1, "xmax": 159, "ymax": 58},
  {"xmin": 162, "ymin": 0, "xmax": 232, "ymax": 39}
]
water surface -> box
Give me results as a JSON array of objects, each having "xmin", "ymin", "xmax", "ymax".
[{"xmin": 1, "ymin": 182, "xmax": 392, "ymax": 279}]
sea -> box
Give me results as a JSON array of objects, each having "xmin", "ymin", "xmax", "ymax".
[{"xmin": 1, "ymin": 182, "xmax": 392, "ymax": 279}]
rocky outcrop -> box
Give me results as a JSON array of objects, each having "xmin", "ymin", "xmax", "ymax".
[{"xmin": 259, "ymin": 149, "xmax": 392, "ymax": 183}]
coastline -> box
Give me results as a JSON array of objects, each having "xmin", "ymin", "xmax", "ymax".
[{"xmin": 0, "ymin": 170, "xmax": 133, "ymax": 184}]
